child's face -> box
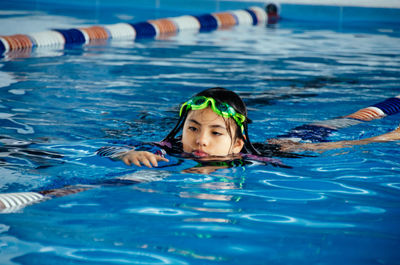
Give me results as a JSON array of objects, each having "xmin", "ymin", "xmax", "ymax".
[{"xmin": 181, "ymin": 107, "xmax": 244, "ymax": 157}]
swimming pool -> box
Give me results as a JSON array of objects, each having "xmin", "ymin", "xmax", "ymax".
[{"xmin": 1, "ymin": 1, "xmax": 400, "ymax": 264}]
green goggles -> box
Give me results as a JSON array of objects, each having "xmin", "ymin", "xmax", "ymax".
[{"xmin": 179, "ymin": 96, "xmax": 246, "ymax": 138}]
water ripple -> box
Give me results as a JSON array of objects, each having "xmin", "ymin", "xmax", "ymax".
[
  {"xmin": 177, "ymin": 224, "xmax": 250, "ymax": 233},
  {"xmin": 383, "ymin": 182, "xmax": 400, "ymax": 190},
  {"xmin": 251, "ymin": 169, "xmax": 305, "ymax": 179},
  {"xmin": 0, "ymin": 113, "xmax": 34, "ymax": 134},
  {"xmin": 261, "ymin": 179, "xmax": 372, "ymax": 195},
  {"xmin": 217, "ymin": 189, "xmax": 325, "ymax": 202},
  {"xmin": 0, "ymin": 224, "xmax": 10, "ymax": 233},
  {"xmin": 58, "ymin": 202, "xmax": 100, "ymax": 209},
  {"xmin": 126, "ymin": 207, "xmax": 197, "ymax": 216},
  {"xmin": 0, "ymin": 71, "xmax": 18, "ymax": 88},
  {"xmin": 234, "ymin": 213, "xmax": 355, "ymax": 228},
  {"xmin": 48, "ymin": 247, "xmax": 188, "ymax": 265},
  {"xmin": 353, "ymin": 206, "xmax": 386, "ymax": 214}
]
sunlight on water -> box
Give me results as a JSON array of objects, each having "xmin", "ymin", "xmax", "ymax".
[
  {"xmin": 126, "ymin": 207, "xmax": 197, "ymax": 216},
  {"xmin": 0, "ymin": 2, "xmax": 400, "ymax": 265},
  {"xmin": 61, "ymin": 248, "xmax": 189, "ymax": 264},
  {"xmin": 261, "ymin": 179, "xmax": 371, "ymax": 194},
  {"xmin": 235, "ymin": 213, "xmax": 355, "ymax": 228}
]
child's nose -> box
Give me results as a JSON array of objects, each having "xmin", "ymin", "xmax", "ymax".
[{"xmin": 196, "ymin": 131, "xmax": 209, "ymax": 146}]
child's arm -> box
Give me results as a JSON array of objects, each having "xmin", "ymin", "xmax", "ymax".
[
  {"xmin": 120, "ymin": 150, "xmax": 169, "ymax": 168},
  {"xmin": 96, "ymin": 142, "xmax": 170, "ymax": 168},
  {"xmin": 274, "ymin": 125, "xmax": 400, "ymax": 152}
]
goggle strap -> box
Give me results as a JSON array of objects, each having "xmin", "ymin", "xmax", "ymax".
[{"xmin": 179, "ymin": 102, "xmax": 188, "ymax": 117}]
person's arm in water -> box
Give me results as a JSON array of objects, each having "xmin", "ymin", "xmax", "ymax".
[
  {"xmin": 120, "ymin": 150, "xmax": 169, "ymax": 168},
  {"xmin": 274, "ymin": 96, "xmax": 400, "ymax": 152},
  {"xmin": 96, "ymin": 144, "xmax": 170, "ymax": 168},
  {"xmin": 272, "ymin": 125, "xmax": 400, "ymax": 152}
]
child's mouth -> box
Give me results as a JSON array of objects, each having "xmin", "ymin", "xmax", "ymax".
[{"xmin": 193, "ymin": 150, "xmax": 209, "ymax": 157}]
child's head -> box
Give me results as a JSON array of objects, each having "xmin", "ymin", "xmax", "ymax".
[{"xmin": 164, "ymin": 87, "xmax": 259, "ymax": 157}]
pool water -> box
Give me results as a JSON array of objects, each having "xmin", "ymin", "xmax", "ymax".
[{"xmin": 1, "ymin": 1, "xmax": 400, "ymax": 264}]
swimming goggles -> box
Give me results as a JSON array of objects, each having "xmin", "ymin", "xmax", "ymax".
[{"xmin": 179, "ymin": 96, "xmax": 246, "ymax": 137}]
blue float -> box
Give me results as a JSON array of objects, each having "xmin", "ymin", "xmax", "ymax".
[
  {"xmin": 131, "ymin": 22, "xmax": 157, "ymax": 38},
  {"xmin": 373, "ymin": 97, "xmax": 400, "ymax": 115},
  {"xmin": 54, "ymin": 29, "xmax": 86, "ymax": 44},
  {"xmin": 245, "ymin": 9, "xmax": 258, "ymax": 25},
  {"xmin": 194, "ymin": 14, "xmax": 219, "ymax": 31}
]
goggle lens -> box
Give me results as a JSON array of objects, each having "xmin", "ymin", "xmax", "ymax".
[
  {"xmin": 193, "ymin": 97, "xmax": 207, "ymax": 105},
  {"xmin": 216, "ymin": 102, "xmax": 229, "ymax": 112}
]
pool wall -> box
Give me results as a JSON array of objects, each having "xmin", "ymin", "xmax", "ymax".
[
  {"xmin": 279, "ymin": 4, "xmax": 400, "ymax": 24},
  {"xmin": 6, "ymin": 0, "xmax": 400, "ymax": 24}
]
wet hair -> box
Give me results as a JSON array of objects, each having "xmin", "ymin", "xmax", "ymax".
[{"xmin": 163, "ymin": 87, "xmax": 261, "ymax": 155}]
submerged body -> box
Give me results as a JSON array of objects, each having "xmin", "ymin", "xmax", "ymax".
[{"xmin": 120, "ymin": 88, "xmax": 400, "ymax": 168}]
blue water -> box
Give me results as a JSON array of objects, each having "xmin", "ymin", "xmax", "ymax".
[{"xmin": 1, "ymin": 1, "xmax": 400, "ymax": 265}]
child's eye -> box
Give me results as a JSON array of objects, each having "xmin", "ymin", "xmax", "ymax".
[
  {"xmin": 188, "ymin": 126, "xmax": 198, "ymax": 132},
  {"xmin": 212, "ymin": 131, "xmax": 223, "ymax": 136}
]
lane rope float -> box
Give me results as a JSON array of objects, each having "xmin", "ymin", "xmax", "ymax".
[{"xmin": 0, "ymin": 4, "xmax": 279, "ymax": 56}]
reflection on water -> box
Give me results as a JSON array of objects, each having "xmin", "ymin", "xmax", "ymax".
[
  {"xmin": 0, "ymin": 6, "xmax": 400, "ymax": 265},
  {"xmin": 261, "ymin": 179, "xmax": 371, "ymax": 194}
]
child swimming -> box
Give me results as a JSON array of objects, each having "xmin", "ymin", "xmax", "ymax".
[
  {"xmin": 1, "ymin": 87, "xmax": 400, "ymax": 212},
  {"xmin": 109, "ymin": 87, "xmax": 400, "ymax": 168},
  {"xmin": 119, "ymin": 87, "xmax": 253, "ymax": 167}
]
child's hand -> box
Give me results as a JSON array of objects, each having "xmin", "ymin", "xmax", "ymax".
[{"xmin": 121, "ymin": 151, "xmax": 169, "ymax": 168}]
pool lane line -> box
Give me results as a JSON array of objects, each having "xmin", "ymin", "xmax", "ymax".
[
  {"xmin": 0, "ymin": 192, "xmax": 47, "ymax": 213},
  {"xmin": 278, "ymin": 95, "xmax": 400, "ymax": 142},
  {"xmin": 0, "ymin": 5, "xmax": 279, "ymax": 56},
  {"xmin": 346, "ymin": 96, "xmax": 400, "ymax": 120}
]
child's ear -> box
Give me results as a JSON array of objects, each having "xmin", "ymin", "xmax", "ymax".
[{"xmin": 233, "ymin": 138, "xmax": 245, "ymax": 154}]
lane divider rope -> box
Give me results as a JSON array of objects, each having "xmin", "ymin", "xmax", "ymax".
[
  {"xmin": 0, "ymin": 192, "xmax": 47, "ymax": 213},
  {"xmin": 0, "ymin": 5, "xmax": 279, "ymax": 55}
]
